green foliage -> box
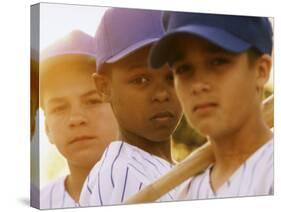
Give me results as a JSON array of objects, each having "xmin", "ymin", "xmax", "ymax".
[{"xmin": 172, "ymin": 116, "xmax": 206, "ymax": 161}]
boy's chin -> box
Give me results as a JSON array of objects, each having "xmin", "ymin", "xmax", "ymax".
[
  {"xmin": 195, "ymin": 126, "xmax": 223, "ymax": 140},
  {"xmin": 145, "ymin": 131, "xmax": 173, "ymax": 142},
  {"xmin": 70, "ymin": 155, "xmax": 100, "ymax": 169}
]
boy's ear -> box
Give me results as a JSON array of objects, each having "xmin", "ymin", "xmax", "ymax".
[
  {"xmin": 92, "ymin": 73, "xmax": 112, "ymax": 102},
  {"xmin": 255, "ymin": 54, "xmax": 272, "ymax": 89},
  {"xmin": 44, "ymin": 119, "xmax": 54, "ymax": 144}
]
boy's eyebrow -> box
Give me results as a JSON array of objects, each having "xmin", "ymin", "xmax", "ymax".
[
  {"xmin": 47, "ymin": 97, "xmax": 66, "ymax": 105},
  {"xmin": 47, "ymin": 90, "xmax": 99, "ymax": 105},
  {"xmin": 127, "ymin": 62, "xmax": 148, "ymax": 71}
]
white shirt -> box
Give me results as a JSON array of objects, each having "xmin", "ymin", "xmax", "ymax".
[
  {"xmin": 40, "ymin": 176, "xmax": 80, "ymax": 209},
  {"xmin": 178, "ymin": 138, "xmax": 274, "ymax": 200},
  {"xmin": 79, "ymin": 141, "xmax": 176, "ymax": 206}
]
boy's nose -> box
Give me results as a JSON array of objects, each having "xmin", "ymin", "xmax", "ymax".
[
  {"xmin": 69, "ymin": 110, "xmax": 87, "ymax": 127},
  {"xmin": 152, "ymin": 88, "xmax": 170, "ymax": 103},
  {"xmin": 190, "ymin": 69, "xmax": 211, "ymax": 95},
  {"xmin": 191, "ymin": 80, "xmax": 211, "ymax": 95}
]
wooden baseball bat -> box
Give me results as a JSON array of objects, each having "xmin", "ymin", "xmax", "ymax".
[{"xmin": 125, "ymin": 94, "xmax": 274, "ymax": 204}]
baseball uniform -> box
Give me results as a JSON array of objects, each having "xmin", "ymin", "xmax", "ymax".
[
  {"xmin": 79, "ymin": 141, "xmax": 177, "ymax": 206},
  {"xmin": 40, "ymin": 176, "xmax": 80, "ymax": 209},
  {"xmin": 177, "ymin": 138, "xmax": 273, "ymax": 200}
]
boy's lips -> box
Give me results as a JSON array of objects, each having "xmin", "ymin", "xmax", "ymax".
[
  {"xmin": 150, "ymin": 111, "xmax": 174, "ymax": 121},
  {"xmin": 193, "ymin": 102, "xmax": 218, "ymax": 113},
  {"xmin": 70, "ymin": 135, "xmax": 96, "ymax": 144}
]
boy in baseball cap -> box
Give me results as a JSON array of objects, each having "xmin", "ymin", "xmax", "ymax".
[
  {"xmin": 149, "ymin": 12, "xmax": 273, "ymax": 199},
  {"xmin": 79, "ymin": 8, "xmax": 182, "ymax": 206},
  {"xmin": 39, "ymin": 30, "xmax": 118, "ymax": 209}
]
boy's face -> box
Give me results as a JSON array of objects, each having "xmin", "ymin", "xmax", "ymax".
[
  {"xmin": 42, "ymin": 56, "xmax": 118, "ymax": 168},
  {"xmin": 171, "ymin": 35, "xmax": 270, "ymax": 139},
  {"xmin": 103, "ymin": 46, "xmax": 182, "ymax": 142}
]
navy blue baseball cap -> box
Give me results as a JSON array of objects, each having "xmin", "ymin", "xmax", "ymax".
[
  {"xmin": 95, "ymin": 8, "xmax": 164, "ymax": 72},
  {"xmin": 149, "ymin": 12, "xmax": 273, "ymax": 69}
]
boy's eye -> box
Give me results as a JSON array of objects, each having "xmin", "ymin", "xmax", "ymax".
[
  {"xmin": 210, "ymin": 57, "xmax": 230, "ymax": 66},
  {"xmin": 166, "ymin": 73, "xmax": 174, "ymax": 81},
  {"xmin": 173, "ymin": 64, "xmax": 192, "ymax": 75},
  {"xmin": 86, "ymin": 98, "xmax": 102, "ymax": 105},
  {"xmin": 50, "ymin": 105, "xmax": 67, "ymax": 113},
  {"xmin": 131, "ymin": 76, "xmax": 150, "ymax": 85}
]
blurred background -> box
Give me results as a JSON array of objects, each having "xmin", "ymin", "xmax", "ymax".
[{"xmin": 35, "ymin": 3, "xmax": 274, "ymax": 188}]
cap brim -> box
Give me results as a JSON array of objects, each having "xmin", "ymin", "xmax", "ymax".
[
  {"xmin": 107, "ymin": 37, "xmax": 159, "ymax": 63},
  {"xmin": 97, "ymin": 37, "xmax": 159, "ymax": 72},
  {"xmin": 41, "ymin": 50, "xmax": 96, "ymax": 62},
  {"xmin": 149, "ymin": 25, "xmax": 251, "ymax": 69}
]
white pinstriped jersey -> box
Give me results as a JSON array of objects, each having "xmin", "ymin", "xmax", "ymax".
[
  {"xmin": 178, "ymin": 138, "xmax": 273, "ymax": 200},
  {"xmin": 40, "ymin": 176, "xmax": 80, "ymax": 209},
  {"xmin": 79, "ymin": 141, "xmax": 176, "ymax": 206}
]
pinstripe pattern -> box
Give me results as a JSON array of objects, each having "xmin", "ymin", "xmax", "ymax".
[
  {"xmin": 111, "ymin": 142, "xmax": 124, "ymax": 187},
  {"xmin": 79, "ymin": 141, "xmax": 177, "ymax": 206},
  {"xmin": 97, "ymin": 171, "xmax": 103, "ymax": 205},
  {"xmin": 128, "ymin": 163, "xmax": 147, "ymax": 177},
  {"xmin": 131, "ymin": 149, "xmax": 163, "ymax": 179},
  {"xmin": 86, "ymin": 176, "xmax": 92, "ymax": 194},
  {"xmin": 196, "ymin": 171, "xmax": 208, "ymax": 199},
  {"xmin": 121, "ymin": 167, "xmax": 130, "ymax": 202},
  {"xmin": 40, "ymin": 176, "xmax": 79, "ymax": 209},
  {"xmin": 178, "ymin": 138, "xmax": 274, "ymax": 200},
  {"xmin": 153, "ymin": 155, "xmax": 170, "ymax": 169},
  {"xmin": 138, "ymin": 182, "xmax": 143, "ymax": 191}
]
